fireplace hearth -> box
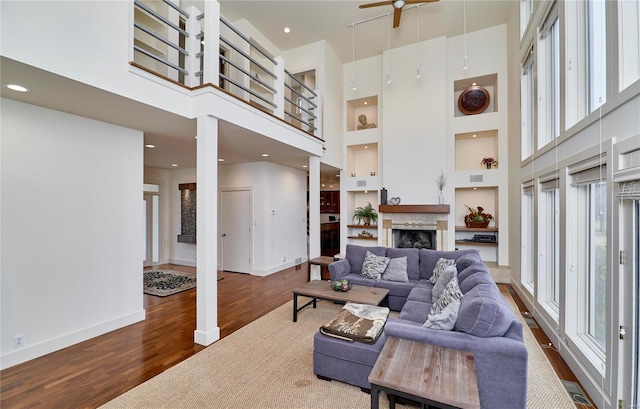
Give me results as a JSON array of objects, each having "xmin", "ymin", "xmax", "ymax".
[{"xmin": 392, "ymin": 229, "xmax": 436, "ymax": 250}]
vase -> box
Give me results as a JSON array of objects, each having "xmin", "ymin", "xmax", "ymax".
[
  {"xmin": 486, "ymin": 163, "xmax": 492, "ymax": 169},
  {"xmin": 438, "ymin": 192, "xmax": 444, "ymax": 204},
  {"xmin": 466, "ymin": 221, "xmax": 490, "ymax": 228}
]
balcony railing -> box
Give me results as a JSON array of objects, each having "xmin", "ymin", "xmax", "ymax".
[{"xmin": 132, "ymin": 0, "xmax": 321, "ymax": 139}]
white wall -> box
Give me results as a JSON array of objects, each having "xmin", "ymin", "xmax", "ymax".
[
  {"xmin": 219, "ymin": 162, "xmax": 307, "ymax": 275},
  {"xmin": 1, "ymin": 98, "xmax": 145, "ymax": 369}
]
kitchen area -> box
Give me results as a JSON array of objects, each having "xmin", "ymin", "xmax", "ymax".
[{"xmin": 320, "ymin": 190, "xmax": 340, "ymax": 256}]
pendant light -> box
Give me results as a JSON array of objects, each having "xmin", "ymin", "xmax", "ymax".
[
  {"xmin": 415, "ymin": 4, "xmax": 422, "ymax": 78},
  {"xmin": 462, "ymin": 0, "xmax": 470, "ymax": 69},
  {"xmin": 385, "ymin": 13, "xmax": 393, "ymax": 84},
  {"xmin": 351, "ymin": 24, "xmax": 357, "ymax": 91}
]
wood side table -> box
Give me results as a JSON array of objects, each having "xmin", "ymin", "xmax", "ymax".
[
  {"xmin": 307, "ymin": 256, "xmax": 335, "ymax": 281},
  {"xmin": 368, "ymin": 336, "xmax": 480, "ymax": 409}
]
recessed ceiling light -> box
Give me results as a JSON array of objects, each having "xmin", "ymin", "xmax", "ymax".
[
  {"xmin": 218, "ymin": 158, "xmax": 224, "ymax": 162},
  {"xmin": 364, "ymin": 145, "xmax": 368, "ymax": 149},
  {"xmin": 4, "ymin": 83, "xmax": 29, "ymax": 92},
  {"xmin": 472, "ymin": 134, "xmax": 477, "ymax": 138},
  {"xmin": 336, "ymin": 174, "xmax": 340, "ymax": 177},
  {"xmin": 473, "ymin": 187, "xmax": 477, "ymax": 190},
  {"xmin": 171, "ymin": 164, "xmax": 178, "ymax": 167},
  {"xmin": 145, "ymin": 144, "xmax": 155, "ymax": 148},
  {"xmin": 194, "ymin": 136, "xmax": 198, "ymax": 139},
  {"xmin": 261, "ymin": 153, "xmax": 269, "ymax": 157},
  {"xmin": 322, "ymin": 184, "xmax": 325, "ymax": 187},
  {"xmin": 330, "ymin": 185, "xmax": 333, "ymax": 188},
  {"xmin": 302, "ymin": 165, "xmax": 308, "ymax": 168},
  {"xmin": 472, "ymin": 82, "xmax": 477, "ymax": 86},
  {"xmin": 283, "ymin": 27, "xmax": 291, "ymax": 34},
  {"xmin": 364, "ymin": 101, "xmax": 368, "ymax": 105}
]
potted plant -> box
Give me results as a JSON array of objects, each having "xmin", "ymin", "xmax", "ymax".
[
  {"xmin": 353, "ymin": 202, "xmax": 378, "ymax": 225},
  {"xmin": 481, "ymin": 157, "xmax": 498, "ymax": 169},
  {"xmin": 464, "ymin": 205, "xmax": 494, "ymax": 228}
]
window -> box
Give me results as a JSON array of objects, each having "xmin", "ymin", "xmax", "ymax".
[
  {"xmin": 521, "ymin": 0, "xmax": 534, "ymax": 38},
  {"xmin": 521, "ymin": 47, "xmax": 535, "ymax": 160},
  {"xmin": 540, "ymin": 177, "xmax": 560, "ymax": 311},
  {"xmin": 588, "ymin": 0, "xmax": 607, "ymax": 111},
  {"xmin": 538, "ymin": 8, "xmax": 560, "ymax": 148},
  {"xmin": 571, "ymin": 164, "xmax": 607, "ymax": 350},
  {"xmin": 522, "ymin": 182, "xmax": 536, "ymax": 292},
  {"xmin": 618, "ymin": 0, "xmax": 640, "ymax": 90}
]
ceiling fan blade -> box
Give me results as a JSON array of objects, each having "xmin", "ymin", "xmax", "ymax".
[
  {"xmin": 359, "ymin": 1, "xmax": 393, "ymax": 9},
  {"xmin": 404, "ymin": 0, "xmax": 440, "ymax": 3},
  {"xmin": 393, "ymin": 7, "xmax": 402, "ymax": 28}
]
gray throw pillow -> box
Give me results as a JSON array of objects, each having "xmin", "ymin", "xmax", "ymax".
[
  {"xmin": 429, "ymin": 257, "xmax": 456, "ymax": 284},
  {"xmin": 431, "ymin": 276, "xmax": 463, "ymax": 314},
  {"xmin": 423, "ymin": 298, "xmax": 461, "ymax": 330},
  {"xmin": 432, "ymin": 264, "xmax": 457, "ymax": 302},
  {"xmin": 382, "ymin": 256, "xmax": 409, "ymax": 282},
  {"xmin": 361, "ymin": 251, "xmax": 390, "ymax": 280}
]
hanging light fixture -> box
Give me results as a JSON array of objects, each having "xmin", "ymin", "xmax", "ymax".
[
  {"xmin": 385, "ymin": 13, "xmax": 393, "ymax": 84},
  {"xmin": 415, "ymin": 4, "xmax": 421, "ymax": 78},
  {"xmin": 351, "ymin": 24, "xmax": 357, "ymax": 91},
  {"xmin": 462, "ymin": 0, "xmax": 470, "ymax": 70}
]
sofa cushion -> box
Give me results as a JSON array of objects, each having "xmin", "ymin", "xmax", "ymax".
[
  {"xmin": 419, "ymin": 249, "xmax": 478, "ymax": 280},
  {"xmin": 455, "ymin": 251, "xmax": 484, "ymax": 272},
  {"xmin": 398, "ymin": 300, "xmax": 431, "ymax": 323},
  {"xmin": 346, "ymin": 244, "xmax": 387, "ymax": 274},
  {"xmin": 386, "ymin": 248, "xmax": 420, "ymax": 280},
  {"xmin": 455, "ymin": 284, "xmax": 515, "ymax": 337},
  {"xmin": 432, "ymin": 264, "xmax": 457, "ymax": 301},
  {"xmin": 361, "ymin": 251, "xmax": 390, "ymax": 280},
  {"xmin": 381, "ymin": 256, "xmax": 409, "ymax": 282},
  {"xmin": 374, "ymin": 279, "xmax": 417, "ymax": 299},
  {"xmin": 428, "ymin": 258, "xmax": 456, "ymax": 284},
  {"xmin": 342, "ymin": 273, "xmax": 375, "ymax": 287},
  {"xmin": 407, "ymin": 285, "xmax": 432, "ymax": 303},
  {"xmin": 458, "ymin": 270, "xmax": 495, "ymax": 294}
]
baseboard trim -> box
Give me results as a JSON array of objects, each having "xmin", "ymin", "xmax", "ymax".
[
  {"xmin": 169, "ymin": 258, "xmax": 197, "ymax": 267},
  {"xmin": 1, "ymin": 309, "xmax": 146, "ymax": 370},
  {"xmin": 194, "ymin": 327, "xmax": 220, "ymax": 346}
]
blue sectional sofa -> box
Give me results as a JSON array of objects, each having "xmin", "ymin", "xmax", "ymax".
[{"xmin": 313, "ymin": 244, "xmax": 528, "ymax": 409}]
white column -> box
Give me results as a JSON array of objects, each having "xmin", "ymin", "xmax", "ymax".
[
  {"xmin": 194, "ymin": 115, "xmax": 220, "ymax": 346},
  {"xmin": 308, "ymin": 156, "xmax": 321, "ymax": 279},
  {"xmin": 202, "ymin": 0, "xmax": 221, "ymax": 85}
]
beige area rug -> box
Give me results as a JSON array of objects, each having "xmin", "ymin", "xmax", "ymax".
[
  {"xmin": 102, "ymin": 292, "xmax": 575, "ymax": 409},
  {"xmin": 500, "ymin": 287, "xmax": 576, "ymax": 409}
]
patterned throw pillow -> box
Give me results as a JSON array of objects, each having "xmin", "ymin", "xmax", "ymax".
[
  {"xmin": 361, "ymin": 251, "xmax": 390, "ymax": 280},
  {"xmin": 430, "ymin": 276, "xmax": 463, "ymax": 315},
  {"xmin": 382, "ymin": 257, "xmax": 409, "ymax": 282},
  {"xmin": 432, "ymin": 264, "xmax": 457, "ymax": 302},
  {"xmin": 429, "ymin": 258, "xmax": 456, "ymax": 284}
]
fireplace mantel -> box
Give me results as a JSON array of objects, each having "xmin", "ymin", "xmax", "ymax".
[{"xmin": 379, "ymin": 204, "xmax": 450, "ymax": 214}]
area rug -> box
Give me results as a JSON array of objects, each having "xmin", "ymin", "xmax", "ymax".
[
  {"xmin": 143, "ymin": 269, "xmax": 196, "ymax": 297},
  {"xmin": 101, "ymin": 289, "xmax": 577, "ymax": 409}
]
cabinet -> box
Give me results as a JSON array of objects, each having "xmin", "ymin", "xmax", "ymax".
[
  {"xmin": 321, "ymin": 191, "xmax": 340, "ymax": 213},
  {"xmin": 320, "ymin": 222, "xmax": 340, "ymax": 257}
]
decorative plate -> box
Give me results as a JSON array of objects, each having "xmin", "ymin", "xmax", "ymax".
[{"xmin": 458, "ymin": 85, "xmax": 490, "ymax": 115}]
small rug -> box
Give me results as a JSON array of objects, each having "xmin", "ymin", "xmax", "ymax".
[{"xmin": 143, "ymin": 269, "xmax": 196, "ymax": 297}]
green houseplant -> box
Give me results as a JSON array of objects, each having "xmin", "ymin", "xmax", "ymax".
[{"xmin": 353, "ymin": 202, "xmax": 378, "ymax": 225}]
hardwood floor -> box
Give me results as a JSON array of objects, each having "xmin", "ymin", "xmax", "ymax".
[{"xmin": 1, "ymin": 266, "xmax": 590, "ymax": 408}]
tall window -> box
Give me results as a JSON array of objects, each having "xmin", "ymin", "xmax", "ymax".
[
  {"xmin": 521, "ymin": 0, "xmax": 534, "ymax": 37},
  {"xmin": 618, "ymin": 0, "xmax": 640, "ymax": 90},
  {"xmin": 522, "ymin": 182, "xmax": 536, "ymax": 292},
  {"xmin": 521, "ymin": 47, "xmax": 535, "ymax": 160},
  {"xmin": 540, "ymin": 178, "xmax": 560, "ymax": 310},
  {"xmin": 588, "ymin": 0, "xmax": 607, "ymax": 112},
  {"xmin": 538, "ymin": 8, "xmax": 560, "ymax": 148},
  {"xmin": 571, "ymin": 164, "xmax": 607, "ymax": 349}
]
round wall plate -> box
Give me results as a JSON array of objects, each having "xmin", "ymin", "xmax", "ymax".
[{"xmin": 458, "ymin": 85, "xmax": 490, "ymax": 115}]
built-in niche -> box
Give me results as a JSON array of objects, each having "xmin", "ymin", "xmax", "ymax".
[
  {"xmin": 177, "ymin": 183, "xmax": 196, "ymax": 243},
  {"xmin": 346, "ymin": 95, "xmax": 378, "ymax": 132},
  {"xmin": 347, "ymin": 143, "xmax": 378, "ymax": 178},
  {"xmin": 453, "ymin": 73, "xmax": 498, "ymax": 117},
  {"xmin": 455, "ymin": 130, "xmax": 499, "ymax": 171}
]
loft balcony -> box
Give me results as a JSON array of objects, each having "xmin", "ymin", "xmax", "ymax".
[{"xmin": 132, "ymin": 0, "xmax": 322, "ymax": 141}]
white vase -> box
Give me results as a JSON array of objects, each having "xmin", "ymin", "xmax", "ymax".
[{"xmin": 438, "ymin": 192, "xmax": 445, "ymax": 204}]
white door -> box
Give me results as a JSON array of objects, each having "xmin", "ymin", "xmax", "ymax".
[
  {"xmin": 143, "ymin": 196, "xmax": 152, "ymax": 267},
  {"xmin": 221, "ymin": 189, "xmax": 252, "ymax": 273},
  {"xmin": 143, "ymin": 194, "xmax": 160, "ymax": 268}
]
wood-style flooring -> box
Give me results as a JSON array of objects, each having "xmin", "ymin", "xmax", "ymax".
[{"xmin": 1, "ymin": 264, "xmax": 591, "ymax": 408}]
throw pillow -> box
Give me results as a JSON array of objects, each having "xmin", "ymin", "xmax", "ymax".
[
  {"xmin": 423, "ymin": 298, "xmax": 461, "ymax": 330},
  {"xmin": 428, "ymin": 276, "xmax": 463, "ymax": 317},
  {"xmin": 361, "ymin": 251, "xmax": 390, "ymax": 280},
  {"xmin": 431, "ymin": 264, "xmax": 457, "ymax": 302},
  {"xmin": 429, "ymin": 257, "xmax": 456, "ymax": 284},
  {"xmin": 382, "ymin": 256, "xmax": 409, "ymax": 282}
]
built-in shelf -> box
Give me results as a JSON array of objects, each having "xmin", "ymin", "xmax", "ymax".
[
  {"xmin": 455, "ymin": 240, "xmax": 497, "ymax": 247},
  {"xmin": 346, "ymin": 95, "xmax": 378, "ymax": 132},
  {"xmin": 379, "ymin": 205, "xmax": 450, "ymax": 214},
  {"xmin": 455, "ymin": 226, "xmax": 498, "ymax": 232},
  {"xmin": 347, "ymin": 224, "xmax": 378, "ymax": 228},
  {"xmin": 348, "ymin": 236, "xmax": 378, "ymax": 240}
]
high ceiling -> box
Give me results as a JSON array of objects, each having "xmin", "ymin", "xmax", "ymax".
[{"xmin": 2, "ymin": 1, "xmax": 515, "ymax": 185}]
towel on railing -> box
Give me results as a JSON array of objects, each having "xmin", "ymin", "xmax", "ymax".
[{"xmin": 320, "ymin": 302, "xmax": 390, "ymax": 344}]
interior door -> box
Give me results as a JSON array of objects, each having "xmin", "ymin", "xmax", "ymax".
[
  {"xmin": 143, "ymin": 195, "xmax": 152, "ymax": 267},
  {"xmin": 221, "ymin": 189, "xmax": 252, "ymax": 273}
]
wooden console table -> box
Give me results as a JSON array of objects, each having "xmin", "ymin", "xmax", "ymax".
[{"xmin": 369, "ymin": 336, "xmax": 480, "ymax": 409}]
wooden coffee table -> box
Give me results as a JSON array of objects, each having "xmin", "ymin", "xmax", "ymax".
[
  {"xmin": 292, "ymin": 280, "xmax": 389, "ymax": 322},
  {"xmin": 369, "ymin": 336, "xmax": 480, "ymax": 409}
]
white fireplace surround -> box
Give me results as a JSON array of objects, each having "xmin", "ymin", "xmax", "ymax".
[{"xmin": 381, "ymin": 212, "xmax": 449, "ymax": 250}]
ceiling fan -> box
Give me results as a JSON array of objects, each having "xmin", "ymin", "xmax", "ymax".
[{"xmin": 359, "ymin": 0, "xmax": 439, "ymax": 28}]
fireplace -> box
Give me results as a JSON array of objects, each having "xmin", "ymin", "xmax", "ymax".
[{"xmin": 392, "ymin": 229, "xmax": 436, "ymax": 250}]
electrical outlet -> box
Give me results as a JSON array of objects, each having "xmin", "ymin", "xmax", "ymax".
[{"xmin": 14, "ymin": 335, "xmax": 24, "ymax": 348}]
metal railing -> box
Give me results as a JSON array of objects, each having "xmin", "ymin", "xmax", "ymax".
[{"xmin": 284, "ymin": 69, "xmax": 318, "ymax": 132}]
